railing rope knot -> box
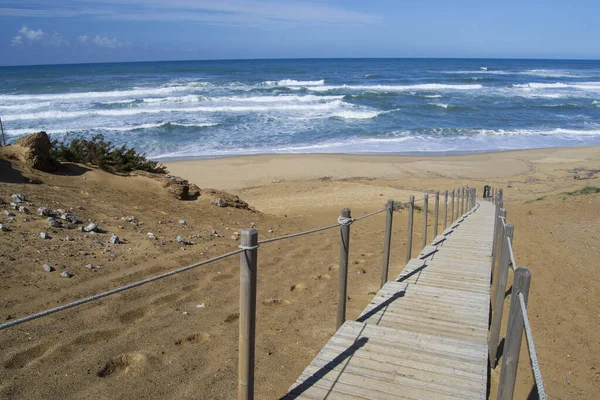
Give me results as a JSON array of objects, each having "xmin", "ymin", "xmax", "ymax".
[
  {"xmin": 238, "ymin": 244, "xmax": 259, "ymax": 251},
  {"xmin": 337, "ymin": 216, "xmax": 354, "ymax": 226}
]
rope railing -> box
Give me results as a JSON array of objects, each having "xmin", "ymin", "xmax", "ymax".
[
  {"xmin": 0, "ymin": 248, "xmax": 245, "ymax": 330},
  {"xmin": 2, "ymin": 184, "xmax": 477, "ymax": 400},
  {"xmin": 519, "ymin": 292, "xmax": 547, "ymax": 400},
  {"xmin": 489, "ymin": 186, "xmax": 546, "ymax": 400}
]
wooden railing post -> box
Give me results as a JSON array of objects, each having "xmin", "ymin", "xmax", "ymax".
[
  {"xmin": 337, "ymin": 208, "xmax": 351, "ymax": 329},
  {"xmin": 461, "ymin": 187, "xmax": 465, "ymax": 215},
  {"xmin": 380, "ymin": 200, "xmax": 394, "ymax": 288},
  {"xmin": 491, "ymin": 208, "xmax": 506, "ymax": 277},
  {"xmin": 498, "ymin": 188, "xmax": 503, "ymax": 205},
  {"xmin": 497, "ymin": 267, "xmax": 531, "ymax": 400},
  {"xmin": 406, "ymin": 196, "xmax": 414, "ymax": 263},
  {"xmin": 456, "ymin": 187, "xmax": 460, "ymax": 219},
  {"xmin": 489, "ymin": 223, "xmax": 514, "ymax": 368},
  {"xmin": 239, "ymin": 229, "xmax": 258, "ymax": 400},
  {"xmin": 451, "ymin": 189, "xmax": 455, "ymax": 223},
  {"xmin": 422, "ymin": 193, "xmax": 429, "ymax": 249},
  {"xmin": 443, "ymin": 190, "xmax": 448, "ymax": 231},
  {"xmin": 434, "ymin": 191, "xmax": 439, "ymax": 237}
]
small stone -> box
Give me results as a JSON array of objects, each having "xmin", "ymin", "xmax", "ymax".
[
  {"xmin": 40, "ymin": 232, "xmax": 49, "ymax": 239},
  {"xmin": 268, "ymin": 228, "xmax": 273, "ymax": 233},
  {"xmin": 176, "ymin": 235, "xmax": 185, "ymax": 244},
  {"xmin": 357, "ymin": 268, "xmax": 367, "ymax": 275},
  {"xmin": 196, "ymin": 303, "xmax": 205, "ymax": 309},
  {"xmin": 211, "ymin": 198, "xmax": 226, "ymax": 207},
  {"xmin": 0, "ymin": 224, "xmax": 9, "ymax": 232},
  {"xmin": 182, "ymin": 311, "xmax": 189, "ymax": 316},
  {"xmin": 48, "ymin": 217, "xmax": 61, "ymax": 227},
  {"xmin": 147, "ymin": 232, "xmax": 156, "ymax": 240},
  {"xmin": 11, "ymin": 194, "xmax": 25, "ymax": 203},
  {"xmin": 65, "ymin": 235, "xmax": 74, "ymax": 241},
  {"xmin": 179, "ymin": 220, "xmax": 186, "ymax": 225},
  {"xmin": 10, "ymin": 202, "xmax": 18, "ymax": 209},
  {"xmin": 83, "ymin": 222, "xmax": 98, "ymax": 232},
  {"xmin": 18, "ymin": 206, "xmax": 29, "ymax": 213},
  {"xmin": 3, "ymin": 210, "xmax": 15, "ymax": 217},
  {"xmin": 230, "ymin": 235, "xmax": 239, "ymax": 240},
  {"xmin": 60, "ymin": 271, "xmax": 73, "ymax": 278},
  {"xmin": 250, "ymin": 222, "xmax": 255, "ymax": 227},
  {"xmin": 42, "ymin": 264, "xmax": 54, "ymax": 272},
  {"xmin": 109, "ymin": 234, "xmax": 120, "ymax": 244},
  {"xmin": 37, "ymin": 207, "xmax": 50, "ymax": 216}
]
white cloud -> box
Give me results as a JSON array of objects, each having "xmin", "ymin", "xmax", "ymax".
[
  {"xmin": 19, "ymin": 25, "xmax": 44, "ymax": 41},
  {"xmin": 92, "ymin": 35, "xmax": 130, "ymax": 49},
  {"xmin": 11, "ymin": 25, "xmax": 45, "ymax": 46},
  {"xmin": 78, "ymin": 35, "xmax": 90, "ymax": 44},
  {"xmin": 49, "ymin": 32, "xmax": 68, "ymax": 47}
]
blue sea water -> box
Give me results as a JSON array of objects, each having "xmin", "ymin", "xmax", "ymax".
[{"xmin": 1, "ymin": 58, "xmax": 600, "ymax": 159}]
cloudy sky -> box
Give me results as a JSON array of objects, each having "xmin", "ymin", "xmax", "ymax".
[{"xmin": 0, "ymin": 0, "xmax": 599, "ymax": 65}]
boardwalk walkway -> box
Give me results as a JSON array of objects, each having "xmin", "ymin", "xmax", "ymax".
[{"xmin": 284, "ymin": 200, "xmax": 496, "ymax": 399}]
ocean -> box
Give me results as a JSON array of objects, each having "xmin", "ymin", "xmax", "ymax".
[{"xmin": 1, "ymin": 58, "xmax": 599, "ymax": 159}]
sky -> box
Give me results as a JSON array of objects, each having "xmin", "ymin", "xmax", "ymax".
[{"xmin": 0, "ymin": 0, "xmax": 599, "ymax": 66}]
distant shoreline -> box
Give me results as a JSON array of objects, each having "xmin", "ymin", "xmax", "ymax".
[{"xmin": 155, "ymin": 144, "xmax": 599, "ymax": 163}]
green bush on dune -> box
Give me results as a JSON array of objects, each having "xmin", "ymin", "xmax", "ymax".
[{"xmin": 50, "ymin": 134, "xmax": 167, "ymax": 174}]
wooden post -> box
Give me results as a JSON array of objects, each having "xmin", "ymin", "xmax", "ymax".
[
  {"xmin": 461, "ymin": 187, "xmax": 465, "ymax": 215},
  {"xmin": 433, "ymin": 191, "xmax": 439, "ymax": 237},
  {"xmin": 451, "ymin": 189, "xmax": 455, "ymax": 223},
  {"xmin": 492, "ymin": 208, "xmax": 506, "ymax": 275},
  {"xmin": 443, "ymin": 190, "xmax": 448, "ymax": 231},
  {"xmin": 405, "ymin": 196, "xmax": 414, "ymax": 263},
  {"xmin": 239, "ymin": 229, "xmax": 258, "ymax": 400},
  {"xmin": 456, "ymin": 187, "xmax": 461, "ymax": 219},
  {"xmin": 380, "ymin": 200, "xmax": 394, "ymax": 288},
  {"xmin": 498, "ymin": 188, "xmax": 503, "ymax": 205},
  {"xmin": 422, "ymin": 193, "xmax": 429, "ymax": 249},
  {"xmin": 337, "ymin": 208, "xmax": 351, "ymax": 329},
  {"xmin": 489, "ymin": 224, "xmax": 514, "ymax": 368},
  {"xmin": 497, "ymin": 267, "xmax": 531, "ymax": 400}
]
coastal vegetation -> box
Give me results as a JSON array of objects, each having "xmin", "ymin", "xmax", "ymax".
[{"xmin": 50, "ymin": 134, "xmax": 167, "ymax": 174}]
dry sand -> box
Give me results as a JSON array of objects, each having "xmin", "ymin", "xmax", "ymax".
[{"xmin": 1, "ymin": 145, "xmax": 599, "ymax": 399}]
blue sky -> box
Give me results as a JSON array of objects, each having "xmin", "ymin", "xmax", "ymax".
[{"xmin": 0, "ymin": 0, "xmax": 599, "ymax": 66}]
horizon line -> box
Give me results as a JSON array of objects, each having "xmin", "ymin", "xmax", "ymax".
[{"xmin": 2, "ymin": 55, "xmax": 600, "ymax": 68}]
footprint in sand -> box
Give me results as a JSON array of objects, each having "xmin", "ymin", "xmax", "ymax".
[
  {"xmin": 71, "ymin": 329, "xmax": 123, "ymax": 346},
  {"xmin": 328, "ymin": 264, "xmax": 339, "ymax": 272},
  {"xmin": 3, "ymin": 343, "xmax": 53, "ymax": 369},
  {"xmin": 174, "ymin": 332, "xmax": 211, "ymax": 345},
  {"xmin": 290, "ymin": 283, "xmax": 306, "ymax": 292},
  {"xmin": 224, "ymin": 312, "xmax": 239, "ymax": 323},
  {"xmin": 211, "ymin": 273, "xmax": 233, "ymax": 282},
  {"xmin": 151, "ymin": 292, "xmax": 185, "ymax": 306},
  {"xmin": 118, "ymin": 306, "xmax": 149, "ymax": 324},
  {"xmin": 97, "ymin": 353, "xmax": 150, "ymax": 378}
]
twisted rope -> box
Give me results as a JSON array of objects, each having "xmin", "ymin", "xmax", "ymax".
[
  {"xmin": 506, "ymin": 237, "xmax": 517, "ymax": 270},
  {"xmin": 519, "ymin": 292, "xmax": 547, "ymax": 400},
  {"xmin": 0, "ymin": 248, "xmax": 244, "ymax": 330}
]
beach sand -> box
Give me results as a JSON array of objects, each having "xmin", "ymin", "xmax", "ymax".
[{"xmin": 1, "ymin": 145, "xmax": 599, "ymax": 399}]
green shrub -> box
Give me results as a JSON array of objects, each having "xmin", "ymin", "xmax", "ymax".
[
  {"xmin": 563, "ymin": 186, "xmax": 600, "ymax": 196},
  {"xmin": 50, "ymin": 134, "xmax": 167, "ymax": 174}
]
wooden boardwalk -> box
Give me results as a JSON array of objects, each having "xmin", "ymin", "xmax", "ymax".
[{"xmin": 283, "ymin": 201, "xmax": 496, "ymax": 399}]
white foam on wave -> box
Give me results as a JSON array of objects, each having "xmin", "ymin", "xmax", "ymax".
[
  {"xmin": 3, "ymin": 122, "xmax": 220, "ymax": 137},
  {"xmin": 423, "ymin": 94, "xmax": 442, "ymax": 98},
  {"xmin": 263, "ymin": 79, "xmax": 325, "ymax": 86},
  {"xmin": 429, "ymin": 103, "xmax": 449, "ymax": 109},
  {"xmin": 329, "ymin": 110, "xmax": 381, "ymax": 120},
  {"xmin": 100, "ymin": 99, "xmax": 138, "ymax": 105},
  {"xmin": 4, "ymin": 100, "xmax": 348, "ymax": 121},
  {"xmin": 218, "ymin": 94, "xmax": 343, "ymax": 103},
  {"xmin": 0, "ymin": 82, "xmax": 211, "ymax": 102},
  {"xmin": 513, "ymin": 82, "xmax": 600, "ymax": 90},
  {"xmin": 0, "ymin": 102, "xmax": 53, "ymax": 111},
  {"xmin": 305, "ymin": 83, "xmax": 483, "ymax": 92}
]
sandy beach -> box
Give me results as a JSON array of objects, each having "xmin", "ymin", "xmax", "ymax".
[{"xmin": 1, "ymin": 145, "xmax": 599, "ymax": 399}]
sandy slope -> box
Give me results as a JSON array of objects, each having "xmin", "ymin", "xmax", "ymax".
[{"xmin": 1, "ymin": 146, "xmax": 599, "ymax": 399}]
